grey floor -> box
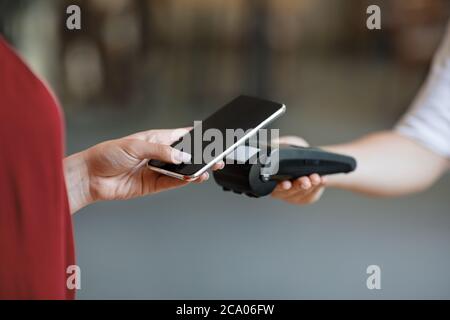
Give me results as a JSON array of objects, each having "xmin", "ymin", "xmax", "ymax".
[{"xmin": 66, "ymin": 56, "xmax": 450, "ymax": 299}]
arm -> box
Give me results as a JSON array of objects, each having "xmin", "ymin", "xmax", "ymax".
[
  {"xmin": 273, "ymin": 22, "xmax": 450, "ymax": 205},
  {"xmin": 271, "ymin": 132, "xmax": 448, "ymax": 205},
  {"xmin": 328, "ymin": 21, "xmax": 450, "ymax": 196},
  {"xmin": 64, "ymin": 151, "xmax": 92, "ymax": 214},
  {"xmin": 323, "ymin": 130, "xmax": 448, "ymax": 197}
]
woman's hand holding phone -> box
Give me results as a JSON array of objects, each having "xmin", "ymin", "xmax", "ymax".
[{"xmin": 64, "ymin": 128, "xmax": 224, "ymax": 214}]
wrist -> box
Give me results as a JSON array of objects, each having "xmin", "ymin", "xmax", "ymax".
[
  {"xmin": 323, "ymin": 173, "xmax": 345, "ymax": 188},
  {"xmin": 64, "ymin": 151, "xmax": 95, "ymax": 214},
  {"xmin": 321, "ymin": 144, "xmax": 354, "ymax": 189}
]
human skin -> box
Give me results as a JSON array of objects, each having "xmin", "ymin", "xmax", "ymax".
[
  {"xmin": 64, "ymin": 128, "xmax": 224, "ymax": 214},
  {"xmin": 271, "ymin": 132, "xmax": 449, "ymax": 205}
]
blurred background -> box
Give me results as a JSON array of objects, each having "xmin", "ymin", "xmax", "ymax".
[{"xmin": 1, "ymin": 0, "xmax": 449, "ymax": 299}]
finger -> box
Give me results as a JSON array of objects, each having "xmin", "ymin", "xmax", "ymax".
[
  {"xmin": 273, "ymin": 177, "xmax": 312, "ymax": 199},
  {"xmin": 297, "ymin": 176, "xmax": 312, "ymax": 190},
  {"xmin": 272, "ymin": 176, "xmax": 313, "ymax": 197},
  {"xmin": 124, "ymin": 139, "xmax": 191, "ymax": 164},
  {"xmin": 154, "ymin": 175, "xmax": 189, "ymax": 191},
  {"xmin": 146, "ymin": 128, "xmax": 191, "ymax": 145},
  {"xmin": 212, "ymin": 160, "xmax": 225, "ymax": 171},
  {"xmin": 273, "ymin": 176, "xmax": 326, "ymax": 204},
  {"xmin": 295, "ymin": 175, "xmax": 327, "ymax": 196},
  {"xmin": 272, "ymin": 180, "xmax": 304, "ymax": 199},
  {"xmin": 273, "ymin": 136, "xmax": 309, "ymax": 147},
  {"xmin": 155, "ymin": 171, "xmax": 209, "ymax": 191},
  {"xmin": 279, "ymin": 180, "xmax": 293, "ymax": 190},
  {"xmin": 272, "ymin": 180, "xmax": 292, "ymax": 195},
  {"xmin": 309, "ymin": 174, "xmax": 321, "ymax": 186},
  {"xmin": 281, "ymin": 180, "xmax": 292, "ymax": 190},
  {"xmin": 193, "ymin": 172, "xmax": 209, "ymax": 183},
  {"xmin": 126, "ymin": 127, "xmax": 192, "ymax": 145},
  {"xmin": 281, "ymin": 179, "xmax": 320, "ymax": 200}
]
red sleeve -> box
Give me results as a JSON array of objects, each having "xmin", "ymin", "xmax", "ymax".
[{"xmin": 0, "ymin": 37, "xmax": 75, "ymax": 300}]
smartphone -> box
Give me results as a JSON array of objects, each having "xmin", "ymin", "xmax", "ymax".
[{"xmin": 147, "ymin": 95, "xmax": 286, "ymax": 181}]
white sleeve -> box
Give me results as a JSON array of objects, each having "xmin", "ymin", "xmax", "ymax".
[{"xmin": 395, "ymin": 22, "xmax": 450, "ymax": 159}]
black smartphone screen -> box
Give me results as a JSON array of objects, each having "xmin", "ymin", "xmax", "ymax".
[{"xmin": 148, "ymin": 95, "xmax": 285, "ymax": 177}]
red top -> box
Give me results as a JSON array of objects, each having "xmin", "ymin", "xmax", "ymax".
[{"xmin": 0, "ymin": 37, "xmax": 75, "ymax": 299}]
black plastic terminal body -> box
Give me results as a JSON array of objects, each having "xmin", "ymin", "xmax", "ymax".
[{"xmin": 213, "ymin": 145, "xmax": 357, "ymax": 198}]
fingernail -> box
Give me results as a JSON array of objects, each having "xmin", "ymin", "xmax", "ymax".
[
  {"xmin": 203, "ymin": 172, "xmax": 209, "ymax": 180},
  {"xmin": 174, "ymin": 151, "xmax": 191, "ymax": 163}
]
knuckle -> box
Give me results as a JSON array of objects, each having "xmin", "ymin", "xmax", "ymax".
[{"xmin": 158, "ymin": 144, "xmax": 171, "ymax": 157}]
